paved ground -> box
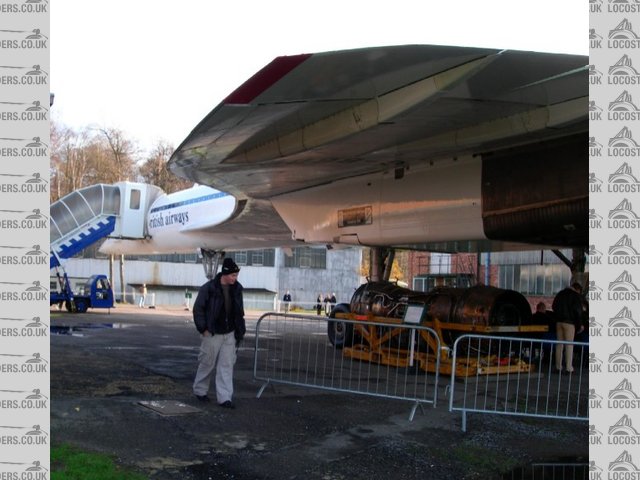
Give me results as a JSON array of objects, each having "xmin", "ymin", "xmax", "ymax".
[{"xmin": 50, "ymin": 305, "xmax": 588, "ymax": 479}]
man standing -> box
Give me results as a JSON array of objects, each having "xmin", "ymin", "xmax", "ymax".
[
  {"xmin": 192, "ymin": 258, "xmax": 246, "ymax": 408},
  {"xmin": 282, "ymin": 290, "xmax": 292, "ymax": 313},
  {"xmin": 552, "ymin": 282, "xmax": 585, "ymax": 373},
  {"xmin": 139, "ymin": 284, "xmax": 147, "ymax": 308}
]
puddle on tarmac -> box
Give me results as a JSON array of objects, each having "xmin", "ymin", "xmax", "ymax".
[{"xmin": 51, "ymin": 323, "xmax": 141, "ymax": 335}]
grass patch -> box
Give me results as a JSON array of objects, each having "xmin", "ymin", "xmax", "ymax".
[{"xmin": 51, "ymin": 444, "xmax": 147, "ymax": 480}]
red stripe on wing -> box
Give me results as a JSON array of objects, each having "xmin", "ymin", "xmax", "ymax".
[{"xmin": 224, "ymin": 53, "xmax": 312, "ymax": 104}]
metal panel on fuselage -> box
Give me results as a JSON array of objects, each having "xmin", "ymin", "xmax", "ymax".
[{"xmin": 271, "ymin": 155, "xmax": 483, "ymax": 247}]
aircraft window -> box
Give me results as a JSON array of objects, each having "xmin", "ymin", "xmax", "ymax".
[{"xmin": 129, "ymin": 189, "xmax": 141, "ymax": 210}]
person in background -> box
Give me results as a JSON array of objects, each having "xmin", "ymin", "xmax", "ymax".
[
  {"xmin": 316, "ymin": 294, "xmax": 323, "ymax": 315},
  {"xmin": 324, "ymin": 293, "xmax": 332, "ymax": 316},
  {"xmin": 532, "ymin": 301, "xmax": 555, "ymax": 336},
  {"xmin": 192, "ymin": 258, "xmax": 246, "ymax": 409},
  {"xmin": 139, "ymin": 284, "xmax": 147, "ymax": 308},
  {"xmin": 552, "ymin": 283, "xmax": 584, "ymax": 373},
  {"xmin": 282, "ymin": 290, "xmax": 292, "ymax": 314}
]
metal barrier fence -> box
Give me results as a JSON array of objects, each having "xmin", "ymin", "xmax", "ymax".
[
  {"xmin": 253, "ymin": 313, "xmax": 442, "ymax": 420},
  {"xmin": 449, "ymin": 334, "xmax": 589, "ymax": 432}
]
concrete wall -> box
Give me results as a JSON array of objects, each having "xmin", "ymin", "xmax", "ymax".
[{"xmin": 278, "ymin": 247, "xmax": 363, "ymax": 308}]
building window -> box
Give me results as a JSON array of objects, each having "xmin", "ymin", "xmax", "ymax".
[
  {"xmin": 226, "ymin": 249, "xmax": 275, "ymax": 267},
  {"xmin": 252, "ymin": 250, "xmax": 264, "ymax": 266},
  {"xmin": 234, "ymin": 251, "xmax": 248, "ymax": 265},
  {"xmin": 430, "ymin": 253, "xmax": 451, "ymax": 274},
  {"xmin": 83, "ymin": 243, "xmax": 275, "ymax": 267},
  {"xmin": 283, "ymin": 247, "xmax": 326, "ymax": 269},
  {"xmin": 498, "ymin": 264, "xmax": 571, "ymax": 296},
  {"xmin": 299, "ymin": 249, "xmax": 311, "ymax": 268}
]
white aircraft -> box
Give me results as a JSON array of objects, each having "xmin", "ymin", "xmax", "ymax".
[
  {"xmin": 99, "ymin": 183, "xmax": 297, "ymax": 255},
  {"xmin": 97, "ymin": 45, "xmax": 586, "ymax": 277},
  {"xmin": 167, "ymin": 46, "xmax": 586, "ymax": 247}
]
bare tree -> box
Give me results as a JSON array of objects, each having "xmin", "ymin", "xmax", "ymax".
[
  {"xmin": 359, "ymin": 248, "xmax": 408, "ymax": 282},
  {"xmin": 139, "ymin": 141, "xmax": 192, "ymax": 193},
  {"xmin": 95, "ymin": 127, "xmax": 137, "ymax": 184},
  {"xmin": 50, "ymin": 122, "xmax": 142, "ymax": 201},
  {"xmin": 50, "ymin": 118, "xmax": 70, "ymax": 202},
  {"xmin": 50, "ymin": 120, "xmax": 95, "ymax": 202}
]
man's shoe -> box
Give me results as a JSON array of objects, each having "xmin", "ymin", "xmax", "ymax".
[
  {"xmin": 195, "ymin": 394, "xmax": 210, "ymax": 402},
  {"xmin": 219, "ymin": 400, "xmax": 235, "ymax": 409}
]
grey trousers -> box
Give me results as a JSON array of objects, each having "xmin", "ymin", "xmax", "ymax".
[{"xmin": 193, "ymin": 331, "xmax": 237, "ymax": 403}]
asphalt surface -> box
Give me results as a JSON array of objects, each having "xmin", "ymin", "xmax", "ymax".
[{"xmin": 50, "ymin": 305, "xmax": 588, "ymax": 480}]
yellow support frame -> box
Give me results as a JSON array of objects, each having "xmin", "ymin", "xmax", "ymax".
[{"xmin": 335, "ymin": 312, "xmax": 547, "ymax": 377}]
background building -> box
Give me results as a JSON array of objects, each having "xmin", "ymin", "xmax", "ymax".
[
  {"xmin": 407, "ymin": 249, "xmax": 579, "ymax": 310},
  {"xmin": 52, "ymin": 246, "xmax": 363, "ymax": 311}
]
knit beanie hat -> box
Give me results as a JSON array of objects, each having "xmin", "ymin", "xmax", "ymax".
[{"xmin": 221, "ymin": 258, "xmax": 240, "ymax": 275}]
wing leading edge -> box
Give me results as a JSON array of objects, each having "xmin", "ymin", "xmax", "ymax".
[{"xmin": 169, "ymin": 44, "xmax": 588, "ymax": 252}]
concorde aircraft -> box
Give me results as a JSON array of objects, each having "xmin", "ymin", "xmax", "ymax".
[
  {"xmin": 98, "ymin": 45, "xmax": 587, "ymax": 279},
  {"xmin": 97, "ymin": 183, "xmax": 298, "ymax": 255}
]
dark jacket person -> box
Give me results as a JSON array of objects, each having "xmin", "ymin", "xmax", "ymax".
[
  {"xmin": 551, "ymin": 282, "xmax": 584, "ymax": 373},
  {"xmin": 192, "ymin": 258, "xmax": 246, "ymax": 408}
]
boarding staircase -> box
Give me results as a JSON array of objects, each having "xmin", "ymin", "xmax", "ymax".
[{"xmin": 50, "ymin": 182, "xmax": 163, "ymax": 268}]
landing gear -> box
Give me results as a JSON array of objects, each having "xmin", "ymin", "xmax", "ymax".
[
  {"xmin": 200, "ymin": 249, "xmax": 225, "ymax": 280},
  {"xmin": 552, "ymin": 247, "xmax": 588, "ymax": 291},
  {"xmin": 368, "ymin": 247, "xmax": 395, "ymax": 282}
]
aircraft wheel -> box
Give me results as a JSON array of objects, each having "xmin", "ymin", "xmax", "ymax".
[{"xmin": 327, "ymin": 304, "xmax": 353, "ymax": 349}]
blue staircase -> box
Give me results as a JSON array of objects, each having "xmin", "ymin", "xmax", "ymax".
[{"xmin": 50, "ymin": 184, "xmax": 121, "ymax": 268}]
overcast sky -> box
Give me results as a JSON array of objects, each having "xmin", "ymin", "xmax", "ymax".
[{"xmin": 51, "ymin": 0, "xmax": 587, "ymax": 156}]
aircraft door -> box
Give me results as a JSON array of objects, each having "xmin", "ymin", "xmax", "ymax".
[{"xmin": 113, "ymin": 182, "xmax": 163, "ymax": 239}]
